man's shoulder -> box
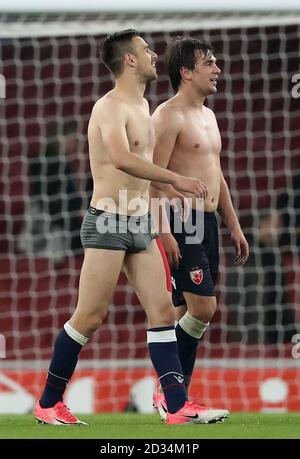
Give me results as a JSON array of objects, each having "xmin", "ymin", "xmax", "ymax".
[
  {"xmin": 92, "ymin": 94, "xmax": 128, "ymax": 119},
  {"xmin": 203, "ymin": 104, "xmax": 217, "ymax": 119},
  {"xmin": 152, "ymin": 99, "xmax": 184, "ymax": 124},
  {"xmin": 93, "ymin": 94, "xmax": 127, "ymax": 109}
]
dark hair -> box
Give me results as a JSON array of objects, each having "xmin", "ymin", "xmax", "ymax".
[
  {"xmin": 165, "ymin": 36, "xmax": 215, "ymax": 92},
  {"xmin": 101, "ymin": 29, "xmax": 140, "ymax": 77}
]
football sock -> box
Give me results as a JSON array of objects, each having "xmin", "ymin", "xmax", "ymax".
[
  {"xmin": 39, "ymin": 321, "xmax": 88, "ymax": 408},
  {"xmin": 176, "ymin": 312, "xmax": 208, "ymax": 388},
  {"xmin": 147, "ymin": 325, "xmax": 187, "ymax": 413}
]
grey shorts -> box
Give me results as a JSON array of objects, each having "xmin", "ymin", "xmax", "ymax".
[{"xmin": 80, "ymin": 207, "xmax": 159, "ymax": 252}]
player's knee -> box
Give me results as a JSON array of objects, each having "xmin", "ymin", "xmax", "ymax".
[
  {"xmin": 175, "ymin": 305, "xmax": 187, "ymax": 322},
  {"xmin": 188, "ymin": 299, "xmax": 217, "ymax": 324},
  {"xmin": 159, "ymin": 302, "xmax": 175, "ymax": 326},
  {"xmin": 70, "ymin": 309, "xmax": 107, "ymax": 336},
  {"xmin": 163, "ymin": 309, "xmax": 176, "ymax": 326},
  {"xmin": 85, "ymin": 316, "xmax": 104, "ymax": 334},
  {"xmin": 148, "ymin": 300, "xmax": 175, "ymax": 327}
]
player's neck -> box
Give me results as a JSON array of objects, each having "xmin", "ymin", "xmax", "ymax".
[
  {"xmin": 114, "ymin": 77, "xmax": 146, "ymax": 103},
  {"xmin": 178, "ymin": 87, "xmax": 206, "ymax": 108}
]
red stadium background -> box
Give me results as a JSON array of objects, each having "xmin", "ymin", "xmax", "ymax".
[{"xmin": 1, "ymin": 17, "xmax": 300, "ymax": 412}]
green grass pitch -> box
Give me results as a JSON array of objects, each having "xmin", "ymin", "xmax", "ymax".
[{"xmin": 0, "ymin": 413, "xmax": 300, "ymax": 439}]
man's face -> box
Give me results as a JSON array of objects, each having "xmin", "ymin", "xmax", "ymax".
[
  {"xmin": 190, "ymin": 50, "xmax": 221, "ymax": 95},
  {"xmin": 131, "ymin": 36, "xmax": 158, "ymax": 82}
]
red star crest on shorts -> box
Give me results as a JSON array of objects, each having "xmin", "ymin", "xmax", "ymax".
[{"xmin": 189, "ymin": 269, "xmax": 203, "ymax": 285}]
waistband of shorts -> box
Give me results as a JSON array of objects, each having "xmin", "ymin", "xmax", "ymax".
[
  {"xmin": 170, "ymin": 207, "xmax": 215, "ymax": 220},
  {"xmin": 88, "ymin": 206, "xmax": 151, "ymax": 222},
  {"xmin": 191, "ymin": 209, "xmax": 216, "ymax": 220}
]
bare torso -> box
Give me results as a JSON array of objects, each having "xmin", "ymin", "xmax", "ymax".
[
  {"xmin": 154, "ymin": 97, "xmax": 222, "ymax": 212},
  {"xmin": 88, "ymin": 91, "xmax": 155, "ymax": 216}
]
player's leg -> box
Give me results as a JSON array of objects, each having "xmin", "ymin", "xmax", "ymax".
[
  {"xmin": 35, "ymin": 248, "xmax": 125, "ymax": 424},
  {"xmin": 175, "ymin": 304, "xmax": 187, "ymax": 321},
  {"xmin": 170, "ymin": 261, "xmax": 216, "ymax": 388},
  {"xmin": 153, "ymin": 293, "xmax": 215, "ymax": 412},
  {"xmin": 69, "ymin": 248, "xmax": 125, "ymax": 335},
  {"xmin": 129, "ymin": 241, "xmax": 228, "ymax": 424},
  {"xmin": 172, "ymin": 246, "xmax": 217, "ymax": 389},
  {"xmin": 123, "ymin": 240, "xmax": 188, "ymax": 415},
  {"xmin": 165, "ymin": 292, "xmax": 229, "ymax": 424},
  {"xmin": 151, "ymin": 215, "xmax": 228, "ymax": 422},
  {"xmin": 173, "ymin": 211, "xmax": 220, "ymax": 389},
  {"xmin": 158, "ymin": 282, "xmax": 217, "ymax": 400},
  {"xmin": 178, "ymin": 292, "xmax": 216, "ymax": 388}
]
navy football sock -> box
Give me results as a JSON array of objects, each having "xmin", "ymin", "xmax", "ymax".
[
  {"xmin": 176, "ymin": 312, "xmax": 208, "ymax": 388},
  {"xmin": 147, "ymin": 326, "xmax": 187, "ymax": 414},
  {"xmin": 40, "ymin": 322, "xmax": 88, "ymax": 408},
  {"xmin": 175, "ymin": 324, "xmax": 199, "ymax": 388}
]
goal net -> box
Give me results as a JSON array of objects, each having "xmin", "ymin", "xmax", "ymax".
[{"xmin": 1, "ymin": 10, "xmax": 300, "ymax": 414}]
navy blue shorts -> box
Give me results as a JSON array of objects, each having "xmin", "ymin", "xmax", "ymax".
[{"xmin": 170, "ymin": 208, "xmax": 219, "ymax": 306}]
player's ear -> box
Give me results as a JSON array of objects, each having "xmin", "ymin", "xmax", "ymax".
[
  {"xmin": 180, "ymin": 66, "xmax": 192, "ymax": 83},
  {"xmin": 124, "ymin": 53, "xmax": 136, "ymax": 68}
]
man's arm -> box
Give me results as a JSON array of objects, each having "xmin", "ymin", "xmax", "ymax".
[
  {"xmin": 150, "ymin": 107, "xmax": 196, "ymax": 268},
  {"xmin": 94, "ymin": 99, "xmax": 206, "ymax": 197},
  {"xmin": 217, "ymin": 172, "xmax": 249, "ymax": 265},
  {"xmin": 150, "ymin": 108, "xmax": 183, "ymax": 229},
  {"xmin": 150, "ymin": 106, "xmax": 192, "ymax": 223}
]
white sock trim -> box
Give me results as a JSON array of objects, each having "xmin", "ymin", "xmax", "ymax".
[
  {"xmin": 48, "ymin": 370, "xmax": 69, "ymax": 382},
  {"xmin": 178, "ymin": 311, "xmax": 208, "ymax": 339},
  {"xmin": 64, "ymin": 321, "xmax": 89, "ymax": 346},
  {"xmin": 147, "ymin": 328, "xmax": 176, "ymax": 344}
]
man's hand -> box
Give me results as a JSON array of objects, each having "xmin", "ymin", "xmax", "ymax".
[
  {"xmin": 231, "ymin": 228, "xmax": 249, "ymax": 265},
  {"xmin": 180, "ymin": 196, "xmax": 191, "ymax": 224},
  {"xmin": 173, "ymin": 175, "xmax": 207, "ymax": 199},
  {"xmin": 160, "ymin": 233, "xmax": 182, "ymax": 270},
  {"xmin": 150, "ymin": 182, "xmax": 191, "ymax": 222}
]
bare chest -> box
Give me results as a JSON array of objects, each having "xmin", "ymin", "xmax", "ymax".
[
  {"xmin": 177, "ymin": 114, "xmax": 222, "ymax": 158},
  {"xmin": 126, "ymin": 108, "xmax": 155, "ymax": 158}
]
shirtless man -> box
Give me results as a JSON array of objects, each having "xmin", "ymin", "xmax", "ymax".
[
  {"xmin": 151, "ymin": 36, "xmax": 249, "ymax": 420},
  {"xmin": 34, "ymin": 30, "xmax": 229, "ymax": 426}
]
